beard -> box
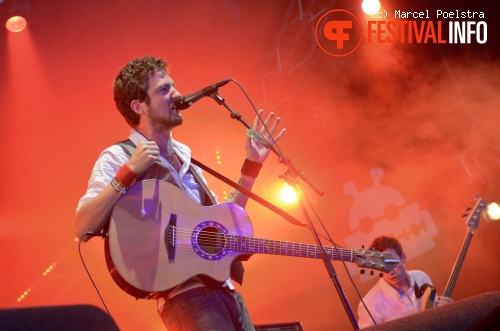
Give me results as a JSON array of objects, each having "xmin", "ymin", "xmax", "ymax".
[{"xmin": 146, "ymin": 106, "xmax": 183, "ymax": 130}]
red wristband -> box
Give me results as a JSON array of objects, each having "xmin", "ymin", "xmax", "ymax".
[{"xmin": 116, "ymin": 164, "xmax": 137, "ymax": 188}]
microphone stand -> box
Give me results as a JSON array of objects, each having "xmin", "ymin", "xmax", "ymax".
[{"xmin": 211, "ymin": 93, "xmax": 360, "ymax": 330}]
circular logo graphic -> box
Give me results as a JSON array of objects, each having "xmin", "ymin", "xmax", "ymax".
[{"xmin": 315, "ymin": 9, "xmax": 363, "ymax": 57}]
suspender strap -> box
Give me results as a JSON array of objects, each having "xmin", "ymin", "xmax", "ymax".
[{"xmin": 186, "ymin": 157, "xmax": 217, "ymax": 206}]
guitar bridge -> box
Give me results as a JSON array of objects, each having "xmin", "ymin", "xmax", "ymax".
[{"xmin": 166, "ymin": 213, "xmax": 177, "ymax": 260}]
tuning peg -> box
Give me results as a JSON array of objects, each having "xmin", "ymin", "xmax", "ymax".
[
  {"xmin": 360, "ymin": 269, "xmax": 365, "ymax": 275},
  {"xmin": 370, "ymin": 270, "xmax": 374, "ymax": 276},
  {"xmin": 379, "ymin": 273, "xmax": 383, "ymax": 278}
]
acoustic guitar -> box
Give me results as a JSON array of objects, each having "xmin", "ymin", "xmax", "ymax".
[{"xmin": 105, "ymin": 180, "xmax": 399, "ymax": 299}]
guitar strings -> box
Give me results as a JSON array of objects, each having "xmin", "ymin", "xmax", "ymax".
[{"xmin": 157, "ymin": 227, "xmax": 362, "ymax": 259}]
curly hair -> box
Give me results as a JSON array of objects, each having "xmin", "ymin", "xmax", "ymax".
[
  {"xmin": 113, "ymin": 56, "xmax": 169, "ymax": 127},
  {"xmin": 370, "ymin": 236, "xmax": 403, "ymax": 257}
]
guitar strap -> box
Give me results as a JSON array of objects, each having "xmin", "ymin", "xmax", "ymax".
[
  {"xmin": 414, "ymin": 282, "xmax": 421, "ymax": 298},
  {"xmin": 411, "ymin": 275, "xmax": 434, "ymax": 299},
  {"xmin": 410, "ymin": 273, "xmax": 436, "ymax": 311},
  {"xmin": 115, "ymin": 139, "xmax": 245, "ymax": 285},
  {"xmin": 191, "ymin": 157, "xmax": 307, "ymax": 228}
]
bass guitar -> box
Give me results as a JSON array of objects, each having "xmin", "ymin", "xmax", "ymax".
[
  {"xmin": 421, "ymin": 196, "xmax": 486, "ymax": 310},
  {"xmin": 105, "ymin": 180, "xmax": 399, "ymax": 299}
]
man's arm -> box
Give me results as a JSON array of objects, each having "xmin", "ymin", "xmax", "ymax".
[
  {"xmin": 224, "ymin": 175, "xmax": 257, "ymax": 208},
  {"xmin": 75, "ymin": 185, "xmax": 123, "ymax": 242},
  {"xmin": 75, "ymin": 141, "xmax": 161, "ymax": 242},
  {"xmin": 225, "ymin": 110, "xmax": 285, "ymax": 207}
]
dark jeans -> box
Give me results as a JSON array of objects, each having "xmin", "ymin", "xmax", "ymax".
[{"xmin": 159, "ymin": 287, "xmax": 255, "ymax": 331}]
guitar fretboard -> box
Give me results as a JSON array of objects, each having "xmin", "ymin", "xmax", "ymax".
[
  {"xmin": 227, "ymin": 235, "xmax": 354, "ymax": 262},
  {"xmin": 443, "ymin": 231, "xmax": 474, "ymax": 298}
]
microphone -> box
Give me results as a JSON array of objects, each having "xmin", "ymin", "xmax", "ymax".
[{"xmin": 173, "ymin": 79, "xmax": 231, "ymax": 110}]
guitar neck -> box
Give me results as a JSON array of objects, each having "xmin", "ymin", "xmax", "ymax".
[
  {"xmin": 443, "ymin": 231, "xmax": 474, "ymax": 298},
  {"xmin": 228, "ymin": 235, "xmax": 355, "ymax": 262}
]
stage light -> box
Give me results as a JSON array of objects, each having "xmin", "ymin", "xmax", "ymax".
[
  {"xmin": 483, "ymin": 202, "xmax": 500, "ymax": 222},
  {"xmin": 280, "ymin": 184, "xmax": 298, "ymax": 204},
  {"xmin": 6, "ymin": 16, "xmax": 27, "ymax": 32},
  {"xmin": 361, "ymin": 0, "xmax": 381, "ymax": 15}
]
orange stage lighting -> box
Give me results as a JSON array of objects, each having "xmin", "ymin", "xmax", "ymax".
[
  {"xmin": 483, "ymin": 202, "xmax": 500, "ymax": 222},
  {"xmin": 6, "ymin": 16, "xmax": 27, "ymax": 32},
  {"xmin": 361, "ymin": 0, "xmax": 381, "ymax": 15},
  {"xmin": 280, "ymin": 184, "xmax": 298, "ymax": 204}
]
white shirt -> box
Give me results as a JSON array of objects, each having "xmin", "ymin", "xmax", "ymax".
[
  {"xmin": 77, "ymin": 129, "xmax": 216, "ymax": 211},
  {"xmin": 357, "ymin": 270, "xmax": 433, "ymax": 328}
]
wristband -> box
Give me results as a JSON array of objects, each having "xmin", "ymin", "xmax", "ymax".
[
  {"xmin": 241, "ymin": 159, "xmax": 263, "ymax": 178},
  {"xmin": 116, "ymin": 163, "xmax": 137, "ymax": 188},
  {"xmin": 111, "ymin": 177, "xmax": 127, "ymax": 195}
]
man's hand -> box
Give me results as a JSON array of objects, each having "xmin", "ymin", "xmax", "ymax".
[
  {"xmin": 127, "ymin": 141, "xmax": 161, "ymax": 174},
  {"xmin": 435, "ymin": 295, "xmax": 454, "ymax": 307},
  {"xmin": 245, "ymin": 109, "xmax": 286, "ymax": 163}
]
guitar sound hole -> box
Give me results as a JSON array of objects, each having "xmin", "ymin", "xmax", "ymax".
[{"xmin": 197, "ymin": 226, "xmax": 227, "ymax": 255}]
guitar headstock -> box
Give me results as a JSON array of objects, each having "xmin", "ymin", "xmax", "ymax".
[
  {"xmin": 353, "ymin": 248, "xmax": 400, "ymax": 273},
  {"xmin": 463, "ymin": 197, "xmax": 487, "ymax": 233}
]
